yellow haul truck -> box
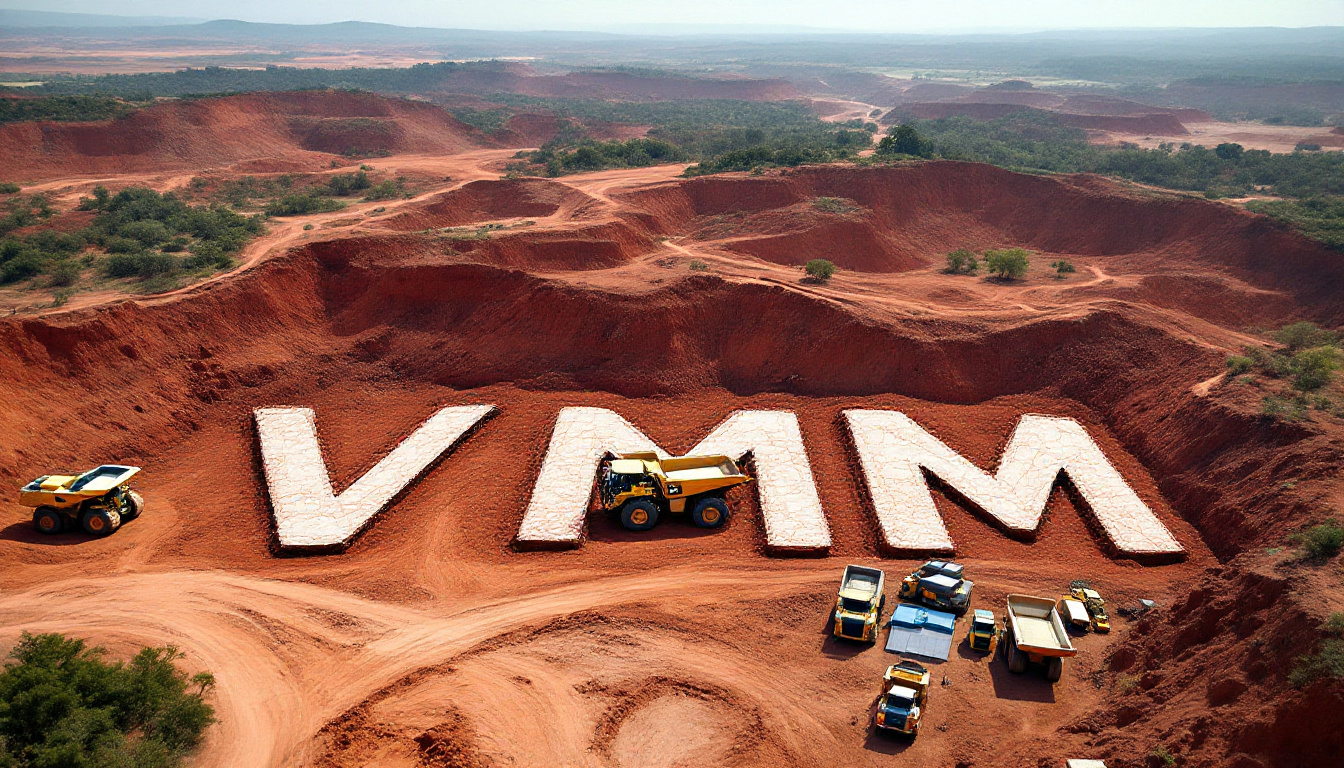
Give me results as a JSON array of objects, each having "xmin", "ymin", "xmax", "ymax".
[
  {"xmin": 1003, "ymin": 594, "xmax": 1078, "ymax": 683},
  {"xmin": 874, "ymin": 661, "xmax": 930, "ymax": 737},
  {"xmin": 833, "ymin": 564, "xmax": 885, "ymax": 643},
  {"xmin": 19, "ymin": 465, "xmax": 144, "ymax": 536},
  {"xmin": 598, "ymin": 452, "xmax": 751, "ymax": 532}
]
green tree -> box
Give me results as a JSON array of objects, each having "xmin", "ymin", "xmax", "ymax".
[
  {"xmin": 1274, "ymin": 321, "xmax": 1337, "ymax": 351},
  {"xmin": 984, "ymin": 248, "xmax": 1031, "ymax": 280},
  {"xmin": 1050, "ymin": 259, "xmax": 1076, "ymax": 278},
  {"xmin": 1288, "ymin": 347, "xmax": 1339, "ymax": 391},
  {"xmin": 877, "ymin": 125, "xmax": 932, "ymax": 158},
  {"xmin": 804, "ymin": 258, "xmax": 836, "ymax": 282},
  {"xmin": 945, "ymin": 248, "xmax": 978, "ymax": 274},
  {"xmin": 1215, "ymin": 143, "xmax": 1245, "ymax": 161}
]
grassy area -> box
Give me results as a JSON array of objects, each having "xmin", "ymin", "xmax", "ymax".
[{"xmin": 0, "ymin": 95, "xmax": 135, "ymax": 124}]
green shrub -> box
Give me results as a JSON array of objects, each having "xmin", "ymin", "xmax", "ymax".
[
  {"xmin": 1275, "ymin": 322, "xmax": 1337, "ymax": 351},
  {"xmin": 1291, "ymin": 519, "xmax": 1344, "ymax": 560},
  {"xmin": 1227, "ymin": 355, "xmax": 1255, "ymax": 375},
  {"xmin": 264, "ymin": 194, "xmax": 344, "ymax": 217},
  {"xmin": 0, "ymin": 633, "xmax": 214, "ymax": 767},
  {"xmin": 1150, "ymin": 745, "xmax": 1176, "ymax": 767},
  {"xmin": 326, "ymin": 171, "xmax": 372, "ymax": 196},
  {"xmin": 363, "ymin": 179, "xmax": 401, "ymax": 201},
  {"xmin": 119, "ymin": 219, "xmax": 172, "ymax": 246},
  {"xmin": 1051, "ymin": 259, "xmax": 1076, "ymax": 278},
  {"xmin": 945, "ymin": 248, "xmax": 978, "ymax": 274},
  {"xmin": 804, "ymin": 259, "xmax": 836, "ymax": 281},
  {"xmin": 984, "ymin": 248, "xmax": 1031, "ymax": 280},
  {"xmin": 688, "ymin": 260, "xmax": 708, "ymax": 271},
  {"xmin": 1289, "ymin": 347, "xmax": 1340, "ymax": 391},
  {"xmin": 45, "ymin": 260, "xmax": 81, "ymax": 288},
  {"xmin": 1290, "ymin": 638, "xmax": 1344, "ymax": 688},
  {"xmin": 0, "ymin": 183, "xmax": 19, "ymax": 194},
  {"xmin": 1262, "ymin": 394, "xmax": 1309, "ymax": 421}
]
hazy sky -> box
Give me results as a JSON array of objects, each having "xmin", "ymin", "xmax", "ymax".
[{"xmin": 11, "ymin": 0, "xmax": 1344, "ymax": 32}]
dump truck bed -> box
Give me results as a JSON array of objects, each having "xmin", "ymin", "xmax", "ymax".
[
  {"xmin": 1006, "ymin": 594, "xmax": 1077, "ymax": 657},
  {"xmin": 840, "ymin": 565, "xmax": 883, "ymax": 600}
]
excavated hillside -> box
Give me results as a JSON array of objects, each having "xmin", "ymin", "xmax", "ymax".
[
  {"xmin": 0, "ymin": 157, "xmax": 1341, "ymax": 768},
  {"xmin": 0, "ymin": 91, "xmax": 489, "ymax": 181}
]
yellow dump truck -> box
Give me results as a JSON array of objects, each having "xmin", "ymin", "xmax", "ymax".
[
  {"xmin": 19, "ymin": 465, "xmax": 144, "ymax": 536},
  {"xmin": 833, "ymin": 564, "xmax": 885, "ymax": 643},
  {"xmin": 1003, "ymin": 594, "xmax": 1078, "ymax": 682},
  {"xmin": 598, "ymin": 452, "xmax": 751, "ymax": 532},
  {"xmin": 874, "ymin": 661, "xmax": 930, "ymax": 737}
]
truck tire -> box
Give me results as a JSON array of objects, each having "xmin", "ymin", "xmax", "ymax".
[
  {"xmin": 33, "ymin": 506, "xmax": 63, "ymax": 535},
  {"xmin": 1007, "ymin": 638, "xmax": 1027, "ymax": 674},
  {"xmin": 122, "ymin": 490, "xmax": 144, "ymax": 521},
  {"xmin": 81, "ymin": 507, "xmax": 120, "ymax": 536},
  {"xmin": 1045, "ymin": 656, "xmax": 1063, "ymax": 682},
  {"xmin": 620, "ymin": 499, "xmax": 660, "ymax": 532},
  {"xmin": 691, "ymin": 497, "xmax": 729, "ymax": 528}
]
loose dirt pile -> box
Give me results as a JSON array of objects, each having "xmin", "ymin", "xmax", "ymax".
[{"xmin": 0, "ymin": 154, "xmax": 1341, "ymax": 768}]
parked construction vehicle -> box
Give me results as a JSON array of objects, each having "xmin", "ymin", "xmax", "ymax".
[
  {"xmin": 1058, "ymin": 595, "xmax": 1092, "ymax": 632},
  {"xmin": 833, "ymin": 565, "xmax": 885, "ymax": 643},
  {"xmin": 1069, "ymin": 581, "xmax": 1111, "ymax": 633},
  {"xmin": 874, "ymin": 661, "xmax": 929, "ymax": 737},
  {"xmin": 967, "ymin": 608, "xmax": 1000, "ymax": 654},
  {"xmin": 1003, "ymin": 594, "xmax": 1078, "ymax": 682},
  {"xmin": 598, "ymin": 452, "xmax": 751, "ymax": 532},
  {"xmin": 19, "ymin": 465, "xmax": 144, "ymax": 536},
  {"xmin": 898, "ymin": 560, "xmax": 974, "ymax": 615}
]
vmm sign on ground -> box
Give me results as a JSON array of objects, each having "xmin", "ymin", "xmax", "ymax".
[{"xmin": 254, "ymin": 406, "xmax": 1183, "ymax": 558}]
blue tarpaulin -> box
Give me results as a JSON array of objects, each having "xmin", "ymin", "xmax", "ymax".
[{"xmin": 885, "ymin": 604, "xmax": 958, "ymax": 660}]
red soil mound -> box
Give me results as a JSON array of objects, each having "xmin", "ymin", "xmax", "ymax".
[
  {"xmin": 379, "ymin": 179, "xmax": 596, "ymax": 230},
  {"xmin": 0, "ymin": 91, "xmax": 486, "ymax": 181}
]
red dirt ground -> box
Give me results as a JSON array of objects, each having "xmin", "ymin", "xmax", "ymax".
[{"xmin": 1, "ymin": 113, "xmax": 1342, "ymax": 768}]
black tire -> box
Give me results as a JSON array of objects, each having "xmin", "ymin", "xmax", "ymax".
[
  {"xmin": 81, "ymin": 507, "xmax": 120, "ymax": 536},
  {"xmin": 33, "ymin": 506, "xmax": 63, "ymax": 535},
  {"xmin": 690, "ymin": 497, "xmax": 729, "ymax": 529},
  {"xmin": 619, "ymin": 499, "xmax": 660, "ymax": 532},
  {"xmin": 122, "ymin": 490, "xmax": 144, "ymax": 521},
  {"xmin": 1045, "ymin": 656, "xmax": 1063, "ymax": 683},
  {"xmin": 1007, "ymin": 638, "xmax": 1027, "ymax": 674}
]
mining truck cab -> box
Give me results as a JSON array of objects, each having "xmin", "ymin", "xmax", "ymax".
[
  {"xmin": 598, "ymin": 452, "xmax": 751, "ymax": 532},
  {"xmin": 874, "ymin": 683, "xmax": 923, "ymax": 736},
  {"xmin": 968, "ymin": 608, "xmax": 1000, "ymax": 653},
  {"xmin": 899, "ymin": 560, "xmax": 974, "ymax": 615},
  {"xmin": 19, "ymin": 465, "xmax": 144, "ymax": 537}
]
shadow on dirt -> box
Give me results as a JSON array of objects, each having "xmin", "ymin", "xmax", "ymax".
[
  {"xmin": 0, "ymin": 521, "xmax": 102, "ymax": 546},
  {"xmin": 585, "ymin": 510, "xmax": 728, "ymax": 543},
  {"xmin": 988, "ymin": 645, "xmax": 1057, "ymax": 703}
]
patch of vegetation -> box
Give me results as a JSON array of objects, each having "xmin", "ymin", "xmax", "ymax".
[
  {"xmin": 324, "ymin": 171, "xmax": 372, "ymax": 197},
  {"xmin": 363, "ymin": 178, "xmax": 406, "ymax": 202},
  {"xmin": 1290, "ymin": 519, "xmax": 1344, "ymax": 561},
  {"xmin": 804, "ymin": 258, "xmax": 836, "ymax": 282},
  {"xmin": 264, "ymin": 193, "xmax": 345, "ymax": 217},
  {"xmin": 1227, "ymin": 355, "xmax": 1255, "ymax": 375},
  {"xmin": 688, "ymin": 260, "xmax": 708, "ymax": 272},
  {"xmin": 0, "ymin": 632, "xmax": 214, "ymax": 767},
  {"xmin": 0, "ymin": 183, "xmax": 20, "ymax": 194},
  {"xmin": 0, "ymin": 194, "xmax": 54, "ymax": 238},
  {"xmin": 447, "ymin": 107, "xmax": 512, "ymax": 134},
  {"xmin": 1289, "ymin": 612, "xmax": 1344, "ymax": 688},
  {"xmin": 1149, "ymin": 745, "xmax": 1176, "ymax": 767},
  {"xmin": 1252, "ymin": 197, "xmax": 1344, "ymax": 252},
  {"xmin": 944, "ymin": 248, "xmax": 978, "ymax": 275},
  {"xmin": 1238, "ymin": 323, "xmax": 1344, "ymax": 419},
  {"xmin": 984, "ymin": 248, "xmax": 1031, "ymax": 280},
  {"xmin": 0, "ymin": 95, "xmax": 133, "ymax": 124},
  {"xmin": 510, "ymin": 138, "xmax": 687, "ymax": 177},
  {"xmin": 875, "ymin": 124, "xmax": 934, "ymax": 158},
  {"xmin": 1051, "ymin": 259, "xmax": 1076, "ymax": 278},
  {"xmin": 812, "ymin": 197, "xmax": 859, "ymax": 214},
  {"xmin": 1114, "ymin": 673, "xmax": 1141, "ymax": 694}
]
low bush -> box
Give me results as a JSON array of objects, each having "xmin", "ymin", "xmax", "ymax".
[
  {"xmin": 1227, "ymin": 355, "xmax": 1255, "ymax": 375},
  {"xmin": 945, "ymin": 248, "xmax": 978, "ymax": 274},
  {"xmin": 984, "ymin": 248, "xmax": 1031, "ymax": 280},
  {"xmin": 1289, "ymin": 613, "xmax": 1344, "ymax": 688},
  {"xmin": 363, "ymin": 179, "xmax": 402, "ymax": 201},
  {"xmin": 1291, "ymin": 519, "xmax": 1344, "ymax": 560},
  {"xmin": 264, "ymin": 194, "xmax": 344, "ymax": 217},
  {"xmin": 1051, "ymin": 259, "xmax": 1076, "ymax": 278},
  {"xmin": 804, "ymin": 258, "xmax": 836, "ymax": 282}
]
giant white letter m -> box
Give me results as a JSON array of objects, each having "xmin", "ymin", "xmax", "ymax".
[{"xmin": 844, "ymin": 410, "xmax": 1182, "ymax": 557}]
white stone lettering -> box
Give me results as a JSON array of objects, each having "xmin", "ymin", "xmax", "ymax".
[
  {"xmin": 844, "ymin": 410, "xmax": 1182, "ymax": 556},
  {"xmin": 256, "ymin": 405, "xmax": 495, "ymax": 550},
  {"xmin": 515, "ymin": 408, "xmax": 831, "ymax": 551}
]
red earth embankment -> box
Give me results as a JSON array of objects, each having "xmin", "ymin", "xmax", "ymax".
[
  {"xmin": 894, "ymin": 102, "xmax": 1190, "ymax": 135},
  {"xmin": 0, "ymin": 90, "xmax": 487, "ymax": 181}
]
